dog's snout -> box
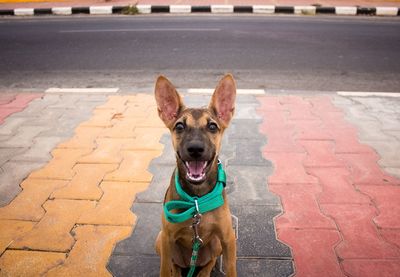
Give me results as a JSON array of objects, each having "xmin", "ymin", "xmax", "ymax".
[{"xmin": 187, "ymin": 142, "xmax": 205, "ymax": 159}]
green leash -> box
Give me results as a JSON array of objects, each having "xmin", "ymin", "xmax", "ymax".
[{"xmin": 163, "ymin": 161, "xmax": 226, "ymax": 277}]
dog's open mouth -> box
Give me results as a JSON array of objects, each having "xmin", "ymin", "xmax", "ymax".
[{"xmin": 184, "ymin": 161, "xmax": 208, "ymax": 183}]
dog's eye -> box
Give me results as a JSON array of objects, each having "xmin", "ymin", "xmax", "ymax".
[
  {"xmin": 208, "ymin": 122, "xmax": 218, "ymax": 133},
  {"xmin": 175, "ymin": 122, "xmax": 185, "ymax": 132}
]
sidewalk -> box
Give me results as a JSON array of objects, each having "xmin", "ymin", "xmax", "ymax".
[{"xmin": 0, "ymin": 88, "xmax": 399, "ymax": 276}]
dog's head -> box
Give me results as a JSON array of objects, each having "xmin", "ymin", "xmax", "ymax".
[{"xmin": 155, "ymin": 74, "xmax": 236, "ymax": 187}]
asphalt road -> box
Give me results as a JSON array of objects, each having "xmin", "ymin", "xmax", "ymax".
[{"xmin": 1, "ymin": 15, "xmax": 399, "ymax": 92}]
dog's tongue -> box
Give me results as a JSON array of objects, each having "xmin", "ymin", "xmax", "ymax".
[{"xmin": 187, "ymin": 161, "xmax": 206, "ymax": 176}]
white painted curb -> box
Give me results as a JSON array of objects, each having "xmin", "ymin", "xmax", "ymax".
[
  {"xmin": 46, "ymin": 88, "xmax": 119, "ymax": 94},
  {"xmin": 170, "ymin": 5, "xmax": 191, "ymax": 13},
  {"xmin": 186, "ymin": 88, "xmax": 265, "ymax": 95},
  {"xmin": 52, "ymin": 7, "xmax": 72, "ymax": 15},
  {"xmin": 211, "ymin": 5, "xmax": 234, "ymax": 13},
  {"xmin": 294, "ymin": 6, "xmax": 316, "ymax": 15},
  {"xmin": 253, "ymin": 5, "xmax": 275, "ymax": 14},
  {"xmin": 89, "ymin": 6, "xmax": 113, "ymax": 15},
  {"xmin": 335, "ymin": 6, "xmax": 357, "ymax": 15},
  {"xmin": 136, "ymin": 5, "xmax": 151, "ymax": 14},
  {"xmin": 337, "ymin": 91, "xmax": 400, "ymax": 98},
  {"xmin": 14, "ymin": 8, "xmax": 34, "ymax": 16},
  {"xmin": 376, "ymin": 7, "xmax": 398, "ymax": 16}
]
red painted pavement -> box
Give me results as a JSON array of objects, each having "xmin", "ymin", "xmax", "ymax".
[
  {"xmin": 0, "ymin": 93, "xmax": 43, "ymax": 124},
  {"xmin": 257, "ymin": 95, "xmax": 400, "ymax": 277}
]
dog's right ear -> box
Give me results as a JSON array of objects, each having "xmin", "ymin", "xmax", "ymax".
[{"xmin": 155, "ymin": 76, "xmax": 185, "ymax": 128}]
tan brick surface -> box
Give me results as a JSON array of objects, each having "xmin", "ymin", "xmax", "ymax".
[
  {"xmin": 78, "ymin": 181, "xmax": 148, "ymax": 226},
  {"xmin": 0, "ymin": 179, "xmax": 68, "ymax": 221},
  {"xmin": 58, "ymin": 126, "xmax": 104, "ymax": 149},
  {"xmin": 104, "ymin": 150, "xmax": 160, "ymax": 182},
  {"xmin": 0, "ymin": 250, "xmax": 66, "ymax": 276},
  {"xmin": 78, "ymin": 138, "xmax": 133, "ymax": 164},
  {"xmin": 0, "ymin": 94, "xmax": 163, "ymax": 275},
  {"xmin": 29, "ymin": 148, "xmax": 92, "ymax": 180},
  {"xmin": 47, "ymin": 225, "xmax": 131, "ymax": 277},
  {"xmin": 51, "ymin": 163, "xmax": 118, "ymax": 200},
  {"xmin": 11, "ymin": 199, "xmax": 95, "ymax": 252}
]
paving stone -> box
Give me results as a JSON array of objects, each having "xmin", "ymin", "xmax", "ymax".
[
  {"xmin": 104, "ymin": 150, "xmax": 160, "ymax": 182},
  {"xmin": 338, "ymin": 152, "xmax": 400, "ymax": 186},
  {"xmin": 0, "ymin": 117, "xmax": 26, "ymax": 136},
  {"xmin": 300, "ymin": 140, "xmax": 345, "ymax": 167},
  {"xmin": 80, "ymin": 109, "xmax": 115, "ymax": 127},
  {"xmin": 321, "ymin": 203, "xmax": 400, "ymax": 259},
  {"xmin": 229, "ymin": 119, "xmax": 262, "ymax": 139},
  {"xmin": 1, "ymin": 126, "xmax": 48, "ymax": 148},
  {"xmin": 234, "ymin": 104, "xmax": 262, "ymax": 120},
  {"xmin": 229, "ymin": 138, "xmax": 269, "ymax": 166},
  {"xmin": 236, "ymin": 258, "xmax": 294, "ymax": 277},
  {"xmin": 78, "ymin": 181, "xmax": 148, "ymax": 226},
  {"xmin": 0, "ymin": 179, "xmax": 68, "ymax": 221},
  {"xmin": 38, "ymin": 115, "xmax": 85, "ymax": 137},
  {"xmin": 368, "ymin": 141, "xmax": 400, "ymax": 168},
  {"xmin": 231, "ymin": 205, "xmax": 291, "ymax": 258},
  {"xmin": 12, "ymin": 136, "xmax": 64, "ymax": 162},
  {"xmin": 51, "ymin": 163, "xmax": 118, "ymax": 200},
  {"xmin": 380, "ymin": 229, "xmax": 400, "ymax": 249},
  {"xmin": 329, "ymin": 127, "xmax": 373, "ymax": 154},
  {"xmin": 0, "ymin": 250, "xmax": 66, "ymax": 276},
  {"xmin": 122, "ymin": 127, "xmax": 167, "ymax": 151},
  {"xmin": 262, "ymin": 128, "xmax": 305, "ymax": 153},
  {"xmin": 0, "ymin": 93, "xmax": 16, "ymax": 104},
  {"xmin": 265, "ymin": 152, "xmax": 318, "ymax": 184},
  {"xmin": 29, "ymin": 148, "xmax": 92, "ymax": 180},
  {"xmin": 293, "ymin": 120, "xmax": 333, "ymax": 141},
  {"xmin": 270, "ymin": 184, "xmax": 336, "ymax": 229},
  {"xmin": 11, "ymin": 199, "xmax": 95, "ymax": 252},
  {"xmin": 47, "ymin": 95, "xmax": 81, "ymax": 109},
  {"xmin": 278, "ymin": 228, "xmax": 343, "ymax": 277},
  {"xmin": 78, "ymin": 138, "xmax": 132, "ymax": 164},
  {"xmin": 137, "ymin": 164, "xmax": 174, "ymax": 203},
  {"xmin": 47, "ymin": 225, "xmax": 131, "ymax": 277},
  {"xmin": 307, "ymin": 167, "xmax": 370, "ymax": 204},
  {"xmin": 384, "ymin": 167, "xmax": 400, "ymax": 179},
  {"xmin": 342, "ymin": 259, "xmax": 400, "ymax": 277},
  {"xmin": 99, "ymin": 118, "xmax": 137, "ymax": 138},
  {"xmin": 111, "ymin": 202, "xmax": 162, "ymax": 256},
  {"xmin": 95, "ymin": 96, "xmax": 127, "ymax": 113},
  {"xmin": 307, "ymin": 95, "xmax": 341, "ymax": 113},
  {"xmin": 58, "ymin": 126, "xmax": 103, "ymax": 149},
  {"xmin": 107, "ymin": 255, "xmax": 160, "ymax": 277},
  {"xmin": 0, "ymin": 161, "xmax": 46, "ymax": 207},
  {"xmin": 1, "ymin": 93, "xmax": 42, "ymax": 108},
  {"xmin": 0, "ymin": 147, "xmax": 27, "ymax": 166},
  {"xmin": 148, "ymin": 134, "xmax": 176, "ymax": 166},
  {"xmin": 357, "ymin": 185, "xmax": 400, "ymax": 229},
  {"xmin": 0, "ymin": 107, "xmax": 23, "ymax": 124},
  {"xmin": 0, "ymin": 220, "xmax": 35, "ymax": 255},
  {"xmin": 226, "ymin": 166, "xmax": 279, "ymax": 206}
]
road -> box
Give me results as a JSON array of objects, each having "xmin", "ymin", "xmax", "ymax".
[{"xmin": 1, "ymin": 15, "xmax": 399, "ymax": 92}]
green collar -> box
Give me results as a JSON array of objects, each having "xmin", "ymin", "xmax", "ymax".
[{"xmin": 163, "ymin": 162, "xmax": 226, "ymax": 224}]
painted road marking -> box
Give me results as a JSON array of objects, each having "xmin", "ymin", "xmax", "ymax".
[
  {"xmin": 59, "ymin": 28, "xmax": 221, "ymax": 33},
  {"xmin": 337, "ymin": 91, "xmax": 400, "ymax": 97},
  {"xmin": 46, "ymin": 88, "xmax": 119, "ymax": 94}
]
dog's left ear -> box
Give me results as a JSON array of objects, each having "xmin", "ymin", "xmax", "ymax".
[
  {"xmin": 209, "ymin": 74, "xmax": 237, "ymax": 127},
  {"xmin": 155, "ymin": 75, "xmax": 185, "ymax": 128}
]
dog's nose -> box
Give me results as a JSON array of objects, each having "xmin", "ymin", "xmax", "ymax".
[{"xmin": 187, "ymin": 142, "xmax": 204, "ymax": 159}]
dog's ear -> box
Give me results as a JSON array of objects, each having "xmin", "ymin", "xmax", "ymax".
[
  {"xmin": 155, "ymin": 75, "xmax": 185, "ymax": 128},
  {"xmin": 209, "ymin": 74, "xmax": 236, "ymax": 127}
]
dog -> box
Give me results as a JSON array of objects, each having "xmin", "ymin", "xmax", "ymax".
[{"xmin": 154, "ymin": 74, "xmax": 237, "ymax": 277}]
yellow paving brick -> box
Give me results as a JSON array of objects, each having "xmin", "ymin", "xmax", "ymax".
[
  {"xmin": 95, "ymin": 96, "xmax": 127, "ymax": 113},
  {"xmin": 130, "ymin": 94, "xmax": 156, "ymax": 105},
  {"xmin": 11, "ymin": 199, "xmax": 95, "ymax": 252},
  {"xmin": 136, "ymin": 115, "xmax": 165, "ymax": 128},
  {"xmin": 122, "ymin": 127, "xmax": 166, "ymax": 151},
  {"xmin": 0, "ymin": 250, "xmax": 66, "ymax": 276},
  {"xmin": 99, "ymin": 118, "xmax": 139, "ymax": 138},
  {"xmin": 47, "ymin": 225, "xmax": 131, "ymax": 277},
  {"xmin": 78, "ymin": 138, "xmax": 133, "ymax": 164},
  {"xmin": 123, "ymin": 103, "xmax": 155, "ymax": 117},
  {"xmin": 80, "ymin": 109, "xmax": 115, "ymax": 127},
  {"xmin": 29, "ymin": 148, "xmax": 92, "ymax": 180},
  {"xmin": 0, "ymin": 220, "xmax": 35, "ymax": 255},
  {"xmin": 104, "ymin": 150, "xmax": 161, "ymax": 182},
  {"xmin": 0, "ymin": 179, "xmax": 68, "ymax": 221},
  {"xmin": 58, "ymin": 126, "xmax": 104, "ymax": 149},
  {"xmin": 51, "ymin": 164, "xmax": 118, "ymax": 200},
  {"xmin": 78, "ymin": 181, "xmax": 148, "ymax": 226}
]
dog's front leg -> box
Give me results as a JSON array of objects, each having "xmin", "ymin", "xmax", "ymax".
[
  {"xmin": 159, "ymin": 231, "xmax": 179, "ymax": 277},
  {"xmin": 222, "ymin": 231, "xmax": 237, "ymax": 277}
]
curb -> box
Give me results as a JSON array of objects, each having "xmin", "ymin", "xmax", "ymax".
[{"xmin": 0, "ymin": 5, "xmax": 399, "ymax": 17}]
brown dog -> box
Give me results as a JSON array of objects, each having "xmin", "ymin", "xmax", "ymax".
[{"xmin": 154, "ymin": 74, "xmax": 237, "ymax": 277}]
